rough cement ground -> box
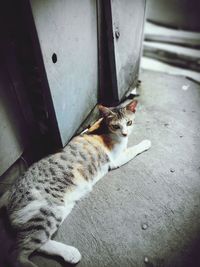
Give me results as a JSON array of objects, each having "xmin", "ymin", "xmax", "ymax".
[{"xmin": 1, "ymin": 70, "xmax": 200, "ymax": 267}]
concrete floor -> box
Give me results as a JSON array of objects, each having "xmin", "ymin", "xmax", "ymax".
[{"xmin": 1, "ymin": 70, "xmax": 200, "ymax": 267}]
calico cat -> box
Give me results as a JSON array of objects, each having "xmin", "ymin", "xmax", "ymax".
[{"xmin": 0, "ymin": 100, "xmax": 151, "ymax": 267}]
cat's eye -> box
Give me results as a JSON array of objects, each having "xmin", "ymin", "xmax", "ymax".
[
  {"xmin": 112, "ymin": 124, "xmax": 120, "ymax": 130},
  {"xmin": 127, "ymin": 120, "xmax": 132, "ymax": 126}
]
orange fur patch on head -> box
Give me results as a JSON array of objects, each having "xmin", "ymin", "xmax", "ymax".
[{"xmin": 87, "ymin": 118, "xmax": 103, "ymax": 133}]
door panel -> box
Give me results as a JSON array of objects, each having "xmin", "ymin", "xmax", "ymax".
[
  {"xmin": 111, "ymin": 0, "xmax": 146, "ymax": 99},
  {"xmin": 30, "ymin": 0, "xmax": 98, "ymax": 145}
]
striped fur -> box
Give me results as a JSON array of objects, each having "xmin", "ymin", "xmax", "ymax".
[{"xmin": 0, "ymin": 100, "xmax": 151, "ymax": 266}]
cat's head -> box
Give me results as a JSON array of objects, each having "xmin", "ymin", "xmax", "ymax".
[{"xmin": 99, "ymin": 100, "xmax": 138, "ymax": 138}]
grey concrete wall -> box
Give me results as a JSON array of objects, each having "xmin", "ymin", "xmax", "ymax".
[{"xmin": 30, "ymin": 0, "xmax": 98, "ymax": 146}]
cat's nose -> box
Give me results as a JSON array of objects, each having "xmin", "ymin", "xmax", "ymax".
[{"xmin": 122, "ymin": 133, "xmax": 127, "ymax": 137}]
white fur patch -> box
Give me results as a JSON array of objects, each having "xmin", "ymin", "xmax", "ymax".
[{"xmin": 12, "ymin": 199, "xmax": 47, "ymax": 225}]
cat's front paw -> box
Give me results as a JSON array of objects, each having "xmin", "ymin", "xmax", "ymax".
[
  {"xmin": 65, "ymin": 246, "xmax": 82, "ymax": 264},
  {"xmin": 139, "ymin": 139, "xmax": 151, "ymax": 152}
]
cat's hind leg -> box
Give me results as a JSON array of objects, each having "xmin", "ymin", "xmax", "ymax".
[
  {"xmin": 38, "ymin": 240, "xmax": 82, "ymax": 264},
  {"xmin": 13, "ymin": 224, "xmax": 50, "ymax": 267}
]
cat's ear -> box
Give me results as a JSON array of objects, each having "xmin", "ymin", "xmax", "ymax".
[
  {"xmin": 126, "ymin": 100, "xmax": 138, "ymax": 113},
  {"xmin": 98, "ymin": 105, "xmax": 114, "ymax": 117}
]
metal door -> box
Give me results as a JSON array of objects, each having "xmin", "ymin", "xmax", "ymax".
[
  {"xmin": 30, "ymin": 0, "xmax": 98, "ymax": 146},
  {"xmin": 111, "ymin": 0, "xmax": 146, "ymax": 99}
]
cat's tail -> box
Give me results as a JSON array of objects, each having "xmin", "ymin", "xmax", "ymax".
[{"xmin": 0, "ymin": 190, "xmax": 10, "ymax": 209}]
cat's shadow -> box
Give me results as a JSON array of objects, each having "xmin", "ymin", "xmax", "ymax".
[
  {"xmin": 31, "ymin": 252, "xmax": 78, "ymax": 267},
  {"xmin": 0, "ymin": 208, "xmax": 78, "ymax": 267}
]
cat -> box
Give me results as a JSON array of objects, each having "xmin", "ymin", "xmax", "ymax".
[{"xmin": 0, "ymin": 100, "xmax": 151, "ymax": 267}]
